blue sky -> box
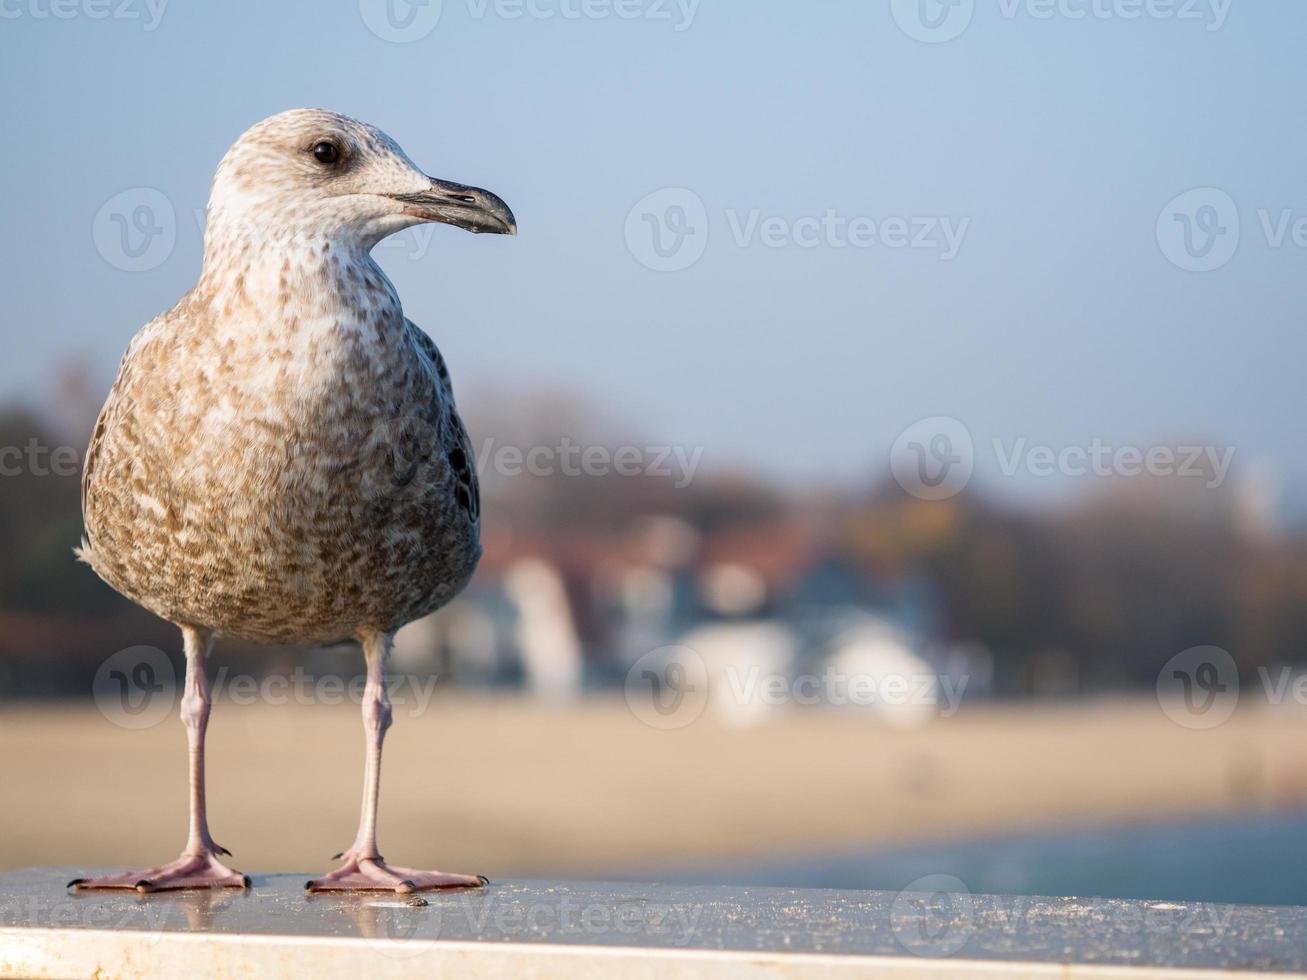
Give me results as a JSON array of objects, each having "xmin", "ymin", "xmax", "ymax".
[{"xmin": 2, "ymin": 0, "xmax": 1304, "ymax": 504}]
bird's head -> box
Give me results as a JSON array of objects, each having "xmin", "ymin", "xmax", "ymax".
[{"xmin": 206, "ymin": 108, "xmax": 516, "ymax": 254}]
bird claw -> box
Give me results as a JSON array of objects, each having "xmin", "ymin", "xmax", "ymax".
[
  {"xmin": 305, "ymin": 855, "xmax": 486, "ymax": 894},
  {"xmin": 67, "ymin": 851, "xmax": 249, "ymax": 892}
]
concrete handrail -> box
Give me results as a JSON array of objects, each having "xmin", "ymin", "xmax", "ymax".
[{"xmin": 1, "ymin": 868, "xmax": 1305, "ymax": 978}]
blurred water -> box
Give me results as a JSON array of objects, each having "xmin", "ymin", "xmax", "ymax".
[{"xmin": 660, "ymin": 812, "xmax": 1307, "ymax": 907}]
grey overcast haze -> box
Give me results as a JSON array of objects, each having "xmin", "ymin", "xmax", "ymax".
[{"xmin": 3, "ymin": 0, "xmax": 1304, "ymax": 511}]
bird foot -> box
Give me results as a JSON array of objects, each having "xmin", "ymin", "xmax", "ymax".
[
  {"xmin": 68, "ymin": 851, "xmax": 250, "ymax": 893},
  {"xmin": 305, "ymin": 853, "xmax": 486, "ymax": 894}
]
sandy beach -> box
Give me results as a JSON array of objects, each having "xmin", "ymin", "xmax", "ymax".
[{"xmin": 3, "ymin": 695, "xmax": 1305, "ymax": 879}]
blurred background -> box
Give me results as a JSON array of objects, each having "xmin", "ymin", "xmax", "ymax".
[{"xmin": 5, "ymin": 0, "xmax": 1307, "ymax": 907}]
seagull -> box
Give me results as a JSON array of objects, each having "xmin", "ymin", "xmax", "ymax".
[{"xmin": 69, "ymin": 108, "xmax": 515, "ymax": 893}]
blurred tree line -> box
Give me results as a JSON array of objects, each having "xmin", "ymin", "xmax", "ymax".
[{"xmin": 4, "ymin": 380, "xmax": 1307, "ymax": 700}]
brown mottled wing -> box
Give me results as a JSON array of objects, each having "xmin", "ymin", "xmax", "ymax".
[
  {"xmin": 81, "ymin": 399, "xmax": 109, "ymax": 507},
  {"xmin": 81, "ymin": 335, "xmax": 145, "ymax": 535},
  {"xmin": 406, "ymin": 319, "xmax": 479, "ymax": 523}
]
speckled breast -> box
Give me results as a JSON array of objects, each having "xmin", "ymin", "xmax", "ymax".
[{"xmin": 81, "ymin": 312, "xmax": 481, "ymax": 646}]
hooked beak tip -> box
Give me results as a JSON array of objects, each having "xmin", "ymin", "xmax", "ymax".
[{"xmin": 392, "ymin": 178, "xmax": 517, "ymax": 237}]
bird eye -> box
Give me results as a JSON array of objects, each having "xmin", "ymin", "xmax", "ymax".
[{"xmin": 312, "ymin": 141, "xmax": 341, "ymax": 165}]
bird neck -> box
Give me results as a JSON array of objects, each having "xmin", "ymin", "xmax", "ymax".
[{"xmin": 197, "ymin": 230, "xmax": 401, "ymax": 327}]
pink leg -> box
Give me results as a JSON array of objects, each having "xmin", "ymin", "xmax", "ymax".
[
  {"xmin": 305, "ymin": 629, "xmax": 485, "ymax": 894},
  {"xmin": 70, "ymin": 627, "xmax": 249, "ymax": 893}
]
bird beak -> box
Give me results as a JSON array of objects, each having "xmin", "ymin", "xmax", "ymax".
[{"xmin": 390, "ymin": 178, "xmax": 517, "ymax": 236}]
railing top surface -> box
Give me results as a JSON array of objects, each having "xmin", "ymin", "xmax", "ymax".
[{"xmin": 2, "ymin": 867, "xmax": 1306, "ymax": 978}]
